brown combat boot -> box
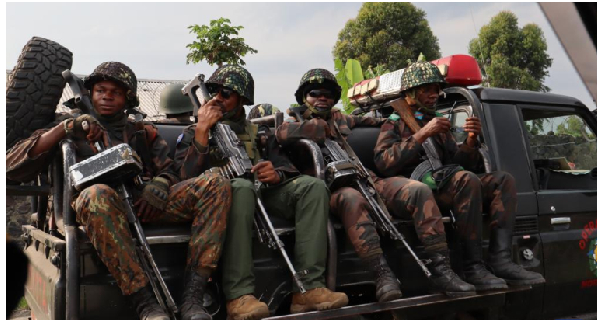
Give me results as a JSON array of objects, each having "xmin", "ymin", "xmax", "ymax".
[
  {"xmin": 290, "ymin": 288, "xmax": 348, "ymax": 314},
  {"xmin": 226, "ymin": 295, "xmax": 270, "ymax": 320}
]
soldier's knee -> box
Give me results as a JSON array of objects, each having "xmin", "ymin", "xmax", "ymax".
[
  {"xmin": 456, "ymin": 170, "xmax": 481, "ymax": 189},
  {"xmin": 294, "ymin": 175, "xmax": 328, "ymax": 194},
  {"xmin": 231, "ymin": 178, "xmax": 254, "ymax": 192},
  {"xmin": 404, "ymin": 180, "xmax": 433, "ymax": 198},
  {"xmin": 200, "ymin": 173, "xmax": 232, "ymax": 193},
  {"xmin": 81, "ymin": 184, "xmax": 118, "ymax": 201},
  {"xmin": 497, "ymin": 171, "xmax": 516, "ymax": 187}
]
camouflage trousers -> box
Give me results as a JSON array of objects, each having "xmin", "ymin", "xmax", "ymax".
[
  {"xmin": 330, "ymin": 187, "xmax": 382, "ymax": 260},
  {"xmin": 374, "ymin": 176, "xmax": 448, "ymax": 252},
  {"xmin": 434, "ymin": 170, "xmax": 517, "ymax": 242},
  {"xmin": 330, "ymin": 176, "xmax": 448, "ymax": 259},
  {"xmin": 74, "ymin": 173, "xmax": 232, "ymax": 295}
]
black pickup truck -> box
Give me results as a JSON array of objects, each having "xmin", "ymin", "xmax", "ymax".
[{"xmin": 11, "ymin": 82, "xmax": 597, "ymax": 320}]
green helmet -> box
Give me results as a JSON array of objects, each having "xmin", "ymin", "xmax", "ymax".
[
  {"xmin": 206, "ymin": 65, "xmax": 254, "ymax": 105},
  {"xmin": 159, "ymin": 83, "xmax": 193, "ymax": 115},
  {"xmin": 84, "ymin": 61, "xmax": 139, "ymax": 108},
  {"xmin": 400, "ymin": 61, "xmax": 445, "ymax": 93},
  {"xmin": 247, "ymin": 103, "xmax": 279, "ymax": 119},
  {"xmin": 295, "ymin": 69, "xmax": 342, "ymax": 104}
]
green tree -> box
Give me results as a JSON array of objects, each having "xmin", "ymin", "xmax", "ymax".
[
  {"xmin": 186, "ymin": 18, "xmax": 258, "ymax": 67},
  {"xmin": 364, "ymin": 64, "xmax": 391, "ymax": 80},
  {"xmin": 469, "ymin": 11, "xmax": 552, "ymax": 92},
  {"xmin": 334, "ymin": 58, "xmax": 365, "ymax": 114},
  {"xmin": 556, "ymin": 115, "xmax": 595, "ymax": 139},
  {"xmin": 333, "ymin": 3, "xmax": 441, "ymax": 72}
]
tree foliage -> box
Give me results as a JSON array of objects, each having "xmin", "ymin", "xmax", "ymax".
[
  {"xmin": 186, "ymin": 18, "xmax": 258, "ymax": 67},
  {"xmin": 334, "ymin": 58, "xmax": 365, "ymax": 114},
  {"xmin": 333, "ymin": 3, "xmax": 441, "ymax": 72},
  {"xmin": 469, "ymin": 11, "xmax": 552, "ymax": 92}
]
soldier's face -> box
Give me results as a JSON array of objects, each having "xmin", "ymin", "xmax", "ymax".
[
  {"xmin": 305, "ymin": 86, "xmax": 335, "ymax": 109},
  {"xmin": 91, "ymin": 80, "xmax": 127, "ymax": 115},
  {"xmin": 213, "ymin": 86, "xmax": 241, "ymax": 113},
  {"xmin": 414, "ymin": 83, "xmax": 441, "ymax": 108}
]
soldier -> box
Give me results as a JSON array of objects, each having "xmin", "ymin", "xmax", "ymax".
[
  {"xmin": 275, "ymin": 69, "xmax": 476, "ymax": 300},
  {"xmin": 157, "ymin": 83, "xmax": 194, "ymax": 125},
  {"xmin": 174, "ymin": 65, "xmax": 348, "ymax": 320},
  {"xmin": 247, "ymin": 103, "xmax": 279, "ymax": 120},
  {"xmin": 6, "ymin": 62, "xmax": 232, "ymax": 320},
  {"xmin": 374, "ymin": 61, "xmax": 545, "ymax": 289}
]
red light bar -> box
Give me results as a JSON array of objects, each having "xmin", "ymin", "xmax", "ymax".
[{"xmin": 431, "ymin": 54, "xmax": 482, "ymax": 86}]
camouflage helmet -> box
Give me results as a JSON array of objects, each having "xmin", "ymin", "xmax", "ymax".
[
  {"xmin": 84, "ymin": 61, "xmax": 139, "ymax": 108},
  {"xmin": 400, "ymin": 61, "xmax": 445, "ymax": 93},
  {"xmin": 295, "ymin": 69, "xmax": 342, "ymax": 104},
  {"xmin": 247, "ymin": 103, "xmax": 279, "ymax": 120},
  {"xmin": 206, "ymin": 65, "xmax": 254, "ymax": 105},
  {"xmin": 159, "ymin": 83, "xmax": 193, "ymax": 115}
]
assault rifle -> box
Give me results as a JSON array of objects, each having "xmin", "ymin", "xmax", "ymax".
[
  {"xmin": 323, "ymin": 134, "xmax": 432, "ymax": 278},
  {"xmin": 182, "ymin": 75, "xmax": 308, "ymax": 293},
  {"xmin": 64, "ymin": 72, "xmax": 178, "ymax": 319},
  {"xmin": 62, "ymin": 70, "xmax": 96, "ymax": 116},
  {"xmin": 70, "ymin": 143, "xmax": 178, "ymax": 319},
  {"xmin": 291, "ymin": 112, "xmax": 431, "ymax": 278}
]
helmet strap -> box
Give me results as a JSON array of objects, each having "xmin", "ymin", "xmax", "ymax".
[
  {"xmin": 406, "ymin": 89, "xmax": 436, "ymax": 115},
  {"xmin": 304, "ymin": 98, "xmax": 331, "ymax": 118}
]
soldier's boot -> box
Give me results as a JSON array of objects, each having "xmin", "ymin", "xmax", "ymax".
[
  {"xmin": 290, "ymin": 288, "xmax": 349, "ymax": 314},
  {"xmin": 462, "ymin": 240, "xmax": 508, "ymax": 291},
  {"xmin": 426, "ymin": 251, "xmax": 476, "ymax": 298},
  {"xmin": 130, "ymin": 285, "xmax": 169, "ymax": 320},
  {"xmin": 180, "ymin": 270, "xmax": 212, "ymax": 320},
  {"xmin": 366, "ymin": 255, "xmax": 403, "ymax": 302},
  {"xmin": 226, "ymin": 295, "xmax": 270, "ymax": 320},
  {"xmin": 488, "ymin": 228, "xmax": 545, "ymax": 286}
]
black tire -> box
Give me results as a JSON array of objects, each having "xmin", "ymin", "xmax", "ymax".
[{"xmin": 6, "ymin": 36, "xmax": 73, "ymax": 150}]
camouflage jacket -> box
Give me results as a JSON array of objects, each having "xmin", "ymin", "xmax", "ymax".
[
  {"xmin": 374, "ymin": 112, "xmax": 483, "ymax": 178},
  {"xmin": 6, "ymin": 113, "xmax": 179, "ymax": 185},
  {"xmin": 174, "ymin": 120, "xmax": 300, "ymax": 182},
  {"xmin": 276, "ymin": 106, "xmax": 385, "ymax": 147}
]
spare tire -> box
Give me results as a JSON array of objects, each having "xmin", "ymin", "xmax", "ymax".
[{"xmin": 6, "ymin": 37, "xmax": 73, "ymax": 150}]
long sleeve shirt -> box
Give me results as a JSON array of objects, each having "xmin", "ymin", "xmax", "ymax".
[
  {"xmin": 6, "ymin": 114, "xmax": 179, "ymax": 185},
  {"xmin": 374, "ymin": 113, "xmax": 483, "ymax": 178},
  {"xmin": 276, "ymin": 107, "xmax": 385, "ymax": 147},
  {"xmin": 173, "ymin": 121, "xmax": 300, "ymax": 182}
]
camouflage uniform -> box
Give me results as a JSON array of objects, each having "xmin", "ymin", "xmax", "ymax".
[
  {"xmin": 374, "ymin": 112, "xmax": 514, "ymax": 244},
  {"xmin": 174, "ymin": 66, "xmax": 334, "ymax": 303},
  {"xmin": 374, "ymin": 61, "xmax": 543, "ymax": 288},
  {"xmin": 6, "ymin": 62, "xmax": 232, "ymax": 296},
  {"xmin": 277, "ymin": 107, "xmax": 447, "ymax": 257},
  {"xmin": 247, "ymin": 103, "xmax": 279, "ymax": 120}
]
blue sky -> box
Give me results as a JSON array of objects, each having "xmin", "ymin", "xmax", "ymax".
[{"xmin": 5, "ymin": 2, "xmax": 596, "ymax": 113}]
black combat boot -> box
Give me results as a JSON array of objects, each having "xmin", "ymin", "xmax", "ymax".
[
  {"xmin": 426, "ymin": 251, "xmax": 476, "ymax": 297},
  {"xmin": 130, "ymin": 285, "xmax": 169, "ymax": 320},
  {"xmin": 462, "ymin": 240, "xmax": 508, "ymax": 291},
  {"xmin": 180, "ymin": 269, "xmax": 212, "ymax": 320},
  {"xmin": 488, "ymin": 228, "xmax": 545, "ymax": 286},
  {"xmin": 366, "ymin": 255, "xmax": 403, "ymax": 302}
]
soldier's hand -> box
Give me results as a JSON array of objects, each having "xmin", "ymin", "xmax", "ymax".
[
  {"xmin": 464, "ymin": 117, "xmax": 482, "ymax": 148},
  {"xmin": 418, "ymin": 117, "xmax": 451, "ymax": 140},
  {"xmin": 252, "ymin": 161, "xmax": 281, "ymax": 185},
  {"xmin": 463, "ymin": 117, "xmax": 482, "ymax": 136},
  {"xmin": 135, "ymin": 177, "xmax": 170, "ymax": 222},
  {"xmin": 196, "ymin": 98, "xmax": 224, "ymax": 133},
  {"xmin": 308, "ymin": 118, "xmax": 332, "ymax": 138},
  {"xmin": 70, "ymin": 114, "xmax": 105, "ymax": 142}
]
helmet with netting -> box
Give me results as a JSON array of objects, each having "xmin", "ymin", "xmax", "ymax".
[
  {"xmin": 84, "ymin": 61, "xmax": 139, "ymax": 107},
  {"xmin": 206, "ymin": 65, "xmax": 254, "ymax": 105},
  {"xmin": 159, "ymin": 83, "xmax": 193, "ymax": 115},
  {"xmin": 247, "ymin": 103, "xmax": 280, "ymax": 119},
  {"xmin": 294, "ymin": 69, "xmax": 342, "ymax": 104},
  {"xmin": 400, "ymin": 61, "xmax": 445, "ymax": 93}
]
